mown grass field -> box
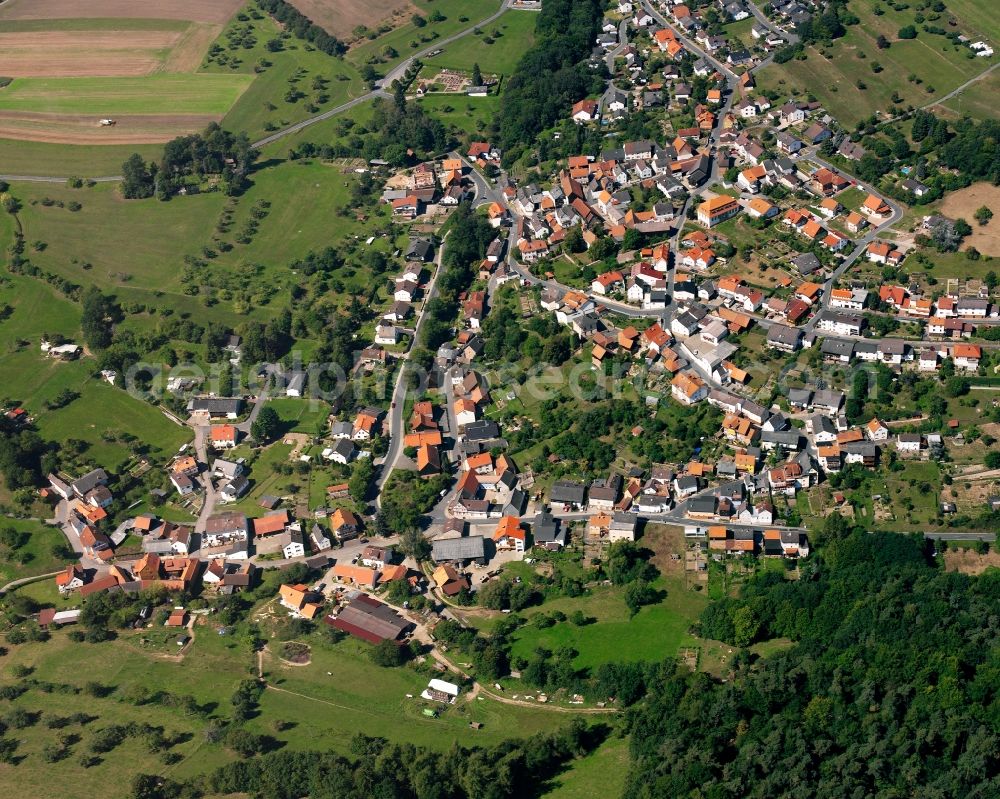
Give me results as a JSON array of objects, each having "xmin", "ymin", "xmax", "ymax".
[
  {"xmin": 0, "ymin": 272, "xmax": 190, "ymax": 470},
  {"xmin": 0, "ymin": 74, "xmax": 253, "ymax": 115},
  {"xmin": 264, "ymin": 397, "xmax": 330, "ymax": 436},
  {"xmin": 34, "ymin": 380, "xmax": 189, "ymax": 468},
  {"xmin": 757, "ymin": 1, "xmax": 996, "ymax": 125},
  {"xmin": 508, "ymin": 572, "xmax": 708, "ymax": 671},
  {"xmin": 347, "ymin": 0, "xmax": 502, "ymax": 72},
  {"xmin": 257, "ymin": 98, "xmax": 377, "ymax": 157},
  {"xmin": 546, "ymin": 735, "xmax": 630, "ymax": 799},
  {"xmin": 0, "ymin": 517, "xmax": 68, "ymax": 585},
  {"xmin": 0, "ymin": 139, "xmax": 160, "ymax": 176},
  {"xmin": 415, "ymin": 92, "xmax": 498, "ymax": 136},
  {"xmin": 422, "ymin": 9, "xmax": 536, "ymax": 75},
  {"xmin": 937, "ymin": 68, "xmax": 1000, "ymax": 120},
  {"xmin": 256, "ymin": 634, "xmax": 571, "ymax": 750}
]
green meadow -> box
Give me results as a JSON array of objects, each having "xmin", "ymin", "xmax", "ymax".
[
  {"xmin": 422, "ymin": 9, "xmax": 537, "ymax": 75},
  {"xmin": 757, "ymin": 1, "xmax": 995, "ymax": 125},
  {"xmin": 347, "ymin": 0, "xmax": 503, "ymax": 72},
  {"xmin": 203, "ymin": 9, "xmax": 367, "ymax": 140},
  {"xmin": 0, "ymin": 74, "xmax": 253, "ymax": 116}
]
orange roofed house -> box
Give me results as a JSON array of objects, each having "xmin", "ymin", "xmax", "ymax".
[
  {"xmin": 279, "ymin": 583, "xmax": 324, "ymax": 619},
  {"xmin": 210, "ymin": 424, "xmax": 237, "ymax": 449},
  {"xmin": 697, "ymin": 195, "xmax": 740, "ymax": 227},
  {"xmin": 493, "ymin": 516, "xmax": 527, "ymax": 552},
  {"xmin": 671, "ymin": 371, "xmax": 708, "ymax": 405},
  {"xmin": 861, "ymin": 192, "xmax": 891, "ymax": 218}
]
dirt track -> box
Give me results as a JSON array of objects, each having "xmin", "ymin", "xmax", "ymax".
[
  {"xmin": 0, "ymin": 111, "xmax": 218, "ymax": 144},
  {"xmin": 0, "ymin": 0, "xmax": 244, "ymax": 24}
]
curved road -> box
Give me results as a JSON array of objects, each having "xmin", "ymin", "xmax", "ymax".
[
  {"xmin": 251, "ymin": 0, "xmax": 513, "ymax": 150},
  {"xmin": 0, "ymin": 0, "xmax": 515, "ymax": 183}
]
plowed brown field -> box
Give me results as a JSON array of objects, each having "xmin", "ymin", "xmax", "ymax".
[
  {"xmin": 0, "ymin": 111, "xmax": 216, "ymax": 143},
  {"xmin": 0, "ymin": 30, "xmax": 181, "ymax": 76},
  {"xmin": 0, "ymin": 0, "xmax": 243, "ymax": 24},
  {"xmin": 289, "ymin": 0, "xmax": 416, "ymax": 40}
]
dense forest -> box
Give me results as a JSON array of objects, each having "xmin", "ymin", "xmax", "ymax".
[
  {"xmin": 498, "ymin": 0, "xmax": 607, "ymax": 160},
  {"xmin": 142, "ymin": 725, "xmax": 599, "ymax": 799},
  {"xmin": 122, "ymin": 123, "xmax": 257, "ymax": 199},
  {"xmin": 623, "ymin": 529, "xmax": 1000, "ymax": 798}
]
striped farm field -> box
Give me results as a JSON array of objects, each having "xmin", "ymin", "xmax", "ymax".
[{"xmin": 0, "ymin": 74, "xmax": 252, "ymax": 115}]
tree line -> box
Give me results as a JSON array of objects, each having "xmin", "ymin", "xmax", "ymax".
[
  {"xmin": 498, "ymin": 0, "xmax": 607, "ymax": 162},
  {"xmin": 254, "ymin": 0, "xmax": 345, "ymax": 55},
  {"xmin": 623, "ymin": 528, "xmax": 1000, "ymax": 797},
  {"xmin": 130, "ymin": 724, "xmax": 599, "ymax": 799}
]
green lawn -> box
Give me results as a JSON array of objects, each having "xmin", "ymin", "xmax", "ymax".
[
  {"xmin": 226, "ymin": 442, "xmax": 296, "ymax": 513},
  {"xmin": 0, "ymin": 517, "xmax": 68, "ymax": 586},
  {"xmin": 509, "ymin": 574, "xmax": 708, "ymax": 671},
  {"xmin": 34, "ymin": 381, "xmax": 190, "ymax": 470},
  {"xmin": 348, "ymin": 0, "xmax": 503, "ymax": 73},
  {"xmin": 0, "ymin": 139, "xmax": 161, "ymax": 178},
  {"xmin": 0, "ymin": 74, "xmax": 253, "ymax": 115},
  {"xmin": 16, "ymin": 180, "xmax": 224, "ymax": 292},
  {"xmin": 422, "ymin": 9, "xmax": 536, "ymax": 75},
  {"xmin": 257, "ymin": 98, "xmax": 377, "ymax": 158},
  {"xmin": 203, "ymin": 9, "xmax": 367, "ymax": 141},
  {"xmin": 0, "ymin": 272, "xmax": 191, "ymax": 468},
  {"xmin": 724, "ymin": 17, "xmax": 756, "ymax": 50},
  {"xmin": 835, "ymin": 186, "xmax": 867, "ymax": 211},
  {"xmin": 937, "ymin": 69, "xmax": 1000, "ymax": 120},
  {"xmin": 757, "ymin": 2, "xmax": 995, "ymax": 126},
  {"xmin": 546, "ymin": 735, "xmax": 630, "ymax": 799},
  {"xmin": 257, "ymin": 634, "xmax": 569, "ymax": 750},
  {"xmin": 940, "ymin": 0, "xmax": 1000, "ymax": 43},
  {"xmin": 265, "ymin": 397, "xmax": 329, "ymax": 436},
  {"xmin": 415, "ymin": 93, "xmax": 498, "ymax": 136},
  {"xmin": 0, "ymin": 272, "xmax": 81, "ymax": 349}
]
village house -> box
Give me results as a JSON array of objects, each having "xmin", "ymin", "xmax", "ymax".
[
  {"xmin": 210, "ymin": 424, "xmax": 238, "ymax": 449},
  {"xmin": 493, "ymin": 516, "xmax": 527, "ymax": 552},
  {"xmin": 697, "ymin": 195, "xmax": 740, "ymax": 227}
]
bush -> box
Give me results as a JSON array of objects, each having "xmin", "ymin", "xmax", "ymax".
[{"xmin": 368, "ymin": 639, "xmax": 408, "ymax": 667}]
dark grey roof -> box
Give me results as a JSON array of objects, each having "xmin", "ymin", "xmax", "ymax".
[
  {"xmin": 532, "ymin": 511, "xmax": 565, "ymax": 546},
  {"xmin": 688, "ymin": 495, "xmax": 717, "ymax": 514},
  {"xmin": 767, "ymin": 324, "xmax": 802, "ymax": 347},
  {"xmin": 550, "ymin": 480, "xmax": 587, "ymax": 504},
  {"xmin": 405, "ymin": 239, "xmax": 433, "ymax": 261},
  {"xmin": 431, "ymin": 535, "xmax": 486, "ymax": 562},
  {"xmin": 820, "ymin": 338, "xmax": 855, "ymax": 358},
  {"xmin": 675, "ymin": 475, "xmax": 699, "ymax": 491},
  {"xmin": 71, "ymin": 468, "xmax": 108, "ymax": 496},
  {"xmin": 188, "ymin": 397, "xmax": 244, "ymax": 415},
  {"xmin": 761, "ymin": 430, "xmax": 802, "ymax": 448},
  {"xmin": 463, "ymin": 420, "xmax": 500, "ymax": 442},
  {"xmin": 791, "ymin": 253, "xmax": 821, "ymax": 275},
  {"xmin": 332, "ymin": 438, "xmax": 356, "ymax": 458},
  {"xmin": 502, "ymin": 489, "xmax": 527, "ymax": 517},
  {"xmin": 813, "ymin": 389, "xmax": 844, "ymax": 410}
]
